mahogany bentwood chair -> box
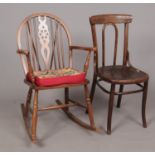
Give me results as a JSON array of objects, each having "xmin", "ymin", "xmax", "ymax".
[
  {"xmin": 89, "ymin": 14, "xmax": 149, "ymax": 134},
  {"xmin": 17, "ymin": 13, "xmax": 97, "ymax": 143}
]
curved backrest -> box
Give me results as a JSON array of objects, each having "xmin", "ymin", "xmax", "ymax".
[
  {"xmin": 17, "ymin": 13, "xmax": 72, "ymax": 74},
  {"xmin": 90, "ymin": 14, "xmax": 133, "ymax": 68}
]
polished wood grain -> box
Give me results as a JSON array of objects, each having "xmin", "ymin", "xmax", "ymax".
[
  {"xmin": 89, "ymin": 14, "xmax": 149, "ymax": 134},
  {"xmin": 90, "ymin": 14, "xmax": 132, "ymax": 24},
  {"xmin": 97, "ymin": 66, "xmax": 148, "ymax": 84},
  {"xmin": 17, "ymin": 13, "xmax": 97, "ymax": 143}
]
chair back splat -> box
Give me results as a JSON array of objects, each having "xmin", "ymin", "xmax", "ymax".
[{"xmin": 17, "ymin": 13, "xmax": 72, "ymax": 74}]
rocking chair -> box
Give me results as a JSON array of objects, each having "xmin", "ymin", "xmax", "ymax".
[{"xmin": 17, "ymin": 13, "xmax": 97, "ymax": 143}]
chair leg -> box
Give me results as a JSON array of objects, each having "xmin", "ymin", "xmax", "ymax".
[
  {"xmin": 116, "ymin": 85, "xmax": 124, "ymax": 108},
  {"xmin": 86, "ymin": 74, "xmax": 97, "ymax": 114},
  {"xmin": 57, "ymin": 84, "xmax": 96, "ymax": 131},
  {"xmin": 107, "ymin": 84, "xmax": 115, "ymax": 135},
  {"xmin": 90, "ymin": 74, "xmax": 97, "ymax": 102},
  {"xmin": 142, "ymin": 81, "xmax": 148, "ymax": 128},
  {"xmin": 84, "ymin": 84, "xmax": 96, "ymax": 128},
  {"xmin": 24, "ymin": 87, "xmax": 33, "ymax": 117},
  {"xmin": 31, "ymin": 89, "xmax": 38, "ymax": 143},
  {"xmin": 64, "ymin": 88, "xmax": 69, "ymax": 111}
]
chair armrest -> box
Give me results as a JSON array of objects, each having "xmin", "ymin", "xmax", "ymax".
[
  {"xmin": 17, "ymin": 49, "xmax": 29, "ymax": 56},
  {"xmin": 69, "ymin": 45, "xmax": 95, "ymax": 74},
  {"xmin": 69, "ymin": 45, "xmax": 96, "ymax": 52},
  {"xmin": 17, "ymin": 49, "xmax": 35, "ymax": 82}
]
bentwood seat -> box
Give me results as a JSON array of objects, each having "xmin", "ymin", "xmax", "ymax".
[
  {"xmin": 98, "ymin": 65, "xmax": 148, "ymax": 84},
  {"xmin": 89, "ymin": 14, "xmax": 149, "ymax": 134},
  {"xmin": 17, "ymin": 12, "xmax": 97, "ymax": 143}
]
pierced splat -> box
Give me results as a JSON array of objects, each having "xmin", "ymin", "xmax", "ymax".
[
  {"xmin": 38, "ymin": 16, "xmax": 50, "ymax": 70},
  {"xmin": 17, "ymin": 13, "xmax": 72, "ymax": 74}
]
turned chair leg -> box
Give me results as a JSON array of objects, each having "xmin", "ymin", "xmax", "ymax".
[
  {"xmin": 86, "ymin": 74, "xmax": 97, "ymax": 114},
  {"xmin": 107, "ymin": 84, "xmax": 115, "ymax": 134},
  {"xmin": 64, "ymin": 88, "xmax": 69, "ymax": 111},
  {"xmin": 142, "ymin": 81, "xmax": 148, "ymax": 128},
  {"xmin": 31, "ymin": 90, "xmax": 38, "ymax": 143},
  {"xmin": 90, "ymin": 74, "xmax": 97, "ymax": 102},
  {"xmin": 84, "ymin": 84, "xmax": 95, "ymax": 128},
  {"xmin": 24, "ymin": 87, "xmax": 33, "ymax": 117},
  {"xmin": 116, "ymin": 85, "xmax": 124, "ymax": 108}
]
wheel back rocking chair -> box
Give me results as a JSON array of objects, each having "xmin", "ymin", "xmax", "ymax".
[
  {"xmin": 89, "ymin": 14, "xmax": 149, "ymax": 134},
  {"xmin": 17, "ymin": 13, "xmax": 97, "ymax": 143}
]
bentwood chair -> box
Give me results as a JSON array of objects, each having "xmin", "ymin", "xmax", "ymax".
[
  {"xmin": 17, "ymin": 13, "xmax": 97, "ymax": 143},
  {"xmin": 89, "ymin": 14, "xmax": 149, "ymax": 134}
]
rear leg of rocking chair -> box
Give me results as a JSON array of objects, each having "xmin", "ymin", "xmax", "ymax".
[
  {"xmin": 85, "ymin": 74, "xmax": 97, "ymax": 114},
  {"xmin": 56, "ymin": 99, "xmax": 96, "ymax": 130},
  {"xmin": 84, "ymin": 84, "xmax": 95, "ymax": 129},
  {"xmin": 31, "ymin": 90, "xmax": 39, "ymax": 143},
  {"xmin": 56, "ymin": 84, "xmax": 97, "ymax": 131}
]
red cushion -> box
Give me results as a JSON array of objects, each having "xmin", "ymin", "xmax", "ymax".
[{"xmin": 27, "ymin": 68, "xmax": 86, "ymax": 87}]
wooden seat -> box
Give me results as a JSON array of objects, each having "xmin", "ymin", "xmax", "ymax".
[
  {"xmin": 16, "ymin": 12, "xmax": 97, "ymax": 143},
  {"xmin": 89, "ymin": 14, "xmax": 149, "ymax": 134},
  {"xmin": 98, "ymin": 65, "xmax": 148, "ymax": 84}
]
